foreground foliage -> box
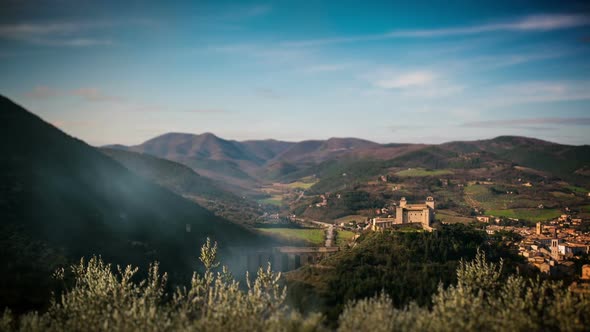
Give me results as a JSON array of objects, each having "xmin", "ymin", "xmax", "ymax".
[
  {"xmin": 1, "ymin": 239, "xmax": 322, "ymax": 332},
  {"xmin": 288, "ymin": 225, "xmax": 519, "ymax": 320},
  {"xmin": 2, "ymin": 241, "xmax": 589, "ymax": 332},
  {"xmin": 339, "ymin": 250, "xmax": 590, "ymax": 332}
]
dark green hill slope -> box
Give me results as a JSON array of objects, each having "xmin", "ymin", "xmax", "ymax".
[
  {"xmin": 100, "ymin": 148, "xmax": 265, "ymax": 224},
  {"xmin": 120, "ymin": 132, "xmax": 277, "ymax": 193},
  {"xmin": 443, "ymin": 136, "xmax": 590, "ymax": 182},
  {"xmin": 240, "ymin": 139, "xmax": 295, "ymax": 161},
  {"xmin": 0, "ymin": 96, "xmax": 260, "ymax": 312},
  {"xmin": 286, "ymin": 224, "xmax": 522, "ymax": 321},
  {"xmin": 100, "ymin": 148, "xmax": 239, "ymax": 202}
]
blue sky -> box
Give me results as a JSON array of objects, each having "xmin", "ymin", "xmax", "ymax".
[{"xmin": 1, "ymin": 0, "xmax": 589, "ymax": 145}]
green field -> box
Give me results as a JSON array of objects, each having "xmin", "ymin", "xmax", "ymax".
[
  {"xmin": 396, "ymin": 168, "xmax": 453, "ymax": 177},
  {"xmin": 334, "ymin": 215, "xmax": 366, "ymax": 224},
  {"xmin": 551, "ymin": 191, "xmax": 573, "ymax": 198},
  {"xmin": 255, "ymin": 228, "xmax": 325, "ymax": 245},
  {"xmin": 285, "ymin": 181, "xmax": 317, "ymax": 190},
  {"xmin": 486, "ymin": 208, "xmax": 561, "ymax": 222},
  {"xmin": 566, "ymin": 185, "xmax": 588, "ymax": 194},
  {"xmin": 436, "ymin": 210, "xmax": 474, "ymax": 224},
  {"xmin": 464, "ymin": 184, "xmax": 539, "ymax": 210},
  {"xmin": 258, "ymin": 195, "xmax": 283, "ymax": 206},
  {"xmin": 335, "ymin": 230, "xmax": 356, "ymax": 246}
]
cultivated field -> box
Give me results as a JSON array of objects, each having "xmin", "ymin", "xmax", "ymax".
[
  {"xmin": 396, "ymin": 168, "xmax": 453, "ymax": 177},
  {"xmin": 255, "ymin": 228, "xmax": 325, "ymax": 245},
  {"xmin": 335, "ymin": 230, "xmax": 356, "ymax": 246},
  {"xmin": 486, "ymin": 208, "xmax": 562, "ymax": 222}
]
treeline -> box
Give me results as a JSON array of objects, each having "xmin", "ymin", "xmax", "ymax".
[
  {"xmin": 288, "ymin": 224, "xmax": 524, "ymax": 321},
  {"xmin": 2, "ymin": 234, "xmax": 589, "ymax": 331}
]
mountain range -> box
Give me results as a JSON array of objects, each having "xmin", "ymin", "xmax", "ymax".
[
  {"xmin": 108, "ymin": 132, "xmax": 590, "ymax": 195},
  {"xmin": 2, "ymin": 92, "xmax": 589, "ymax": 311}
]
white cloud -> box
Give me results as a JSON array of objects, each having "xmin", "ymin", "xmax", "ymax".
[
  {"xmin": 281, "ymin": 14, "xmax": 590, "ymax": 47},
  {"xmin": 374, "ymin": 71, "xmax": 435, "ymax": 89}
]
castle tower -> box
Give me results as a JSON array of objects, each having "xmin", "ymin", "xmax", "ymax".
[
  {"xmin": 426, "ymin": 196, "xmax": 435, "ymax": 210},
  {"xmin": 551, "ymin": 239, "xmax": 560, "ymax": 261},
  {"xmin": 400, "ymin": 197, "xmax": 407, "ymax": 208},
  {"xmin": 536, "ymin": 222, "xmax": 542, "ymax": 235}
]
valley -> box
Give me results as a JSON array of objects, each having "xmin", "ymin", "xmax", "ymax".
[
  {"xmin": 3, "ymin": 1, "xmax": 590, "ymax": 329},
  {"xmin": 1, "ymin": 95, "xmax": 589, "ymax": 329},
  {"xmin": 106, "ymin": 130, "xmax": 590, "ymax": 233}
]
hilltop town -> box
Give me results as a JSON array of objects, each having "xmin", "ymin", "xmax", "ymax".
[{"xmin": 483, "ymin": 214, "xmax": 590, "ymax": 278}]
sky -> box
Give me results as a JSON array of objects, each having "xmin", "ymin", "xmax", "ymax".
[{"xmin": 1, "ymin": 0, "xmax": 590, "ymax": 146}]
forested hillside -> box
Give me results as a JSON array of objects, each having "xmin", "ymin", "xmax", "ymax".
[{"xmin": 0, "ymin": 96, "xmax": 261, "ymax": 312}]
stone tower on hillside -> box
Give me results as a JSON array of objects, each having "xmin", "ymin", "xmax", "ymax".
[{"xmin": 394, "ymin": 197, "xmax": 435, "ymax": 231}]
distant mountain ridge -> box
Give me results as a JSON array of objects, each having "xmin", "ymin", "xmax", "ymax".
[
  {"xmin": 109, "ymin": 133, "xmax": 404, "ymax": 188},
  {"xmin": 108, "ymin": 133, "xmax": 589, "ymax": 193}
]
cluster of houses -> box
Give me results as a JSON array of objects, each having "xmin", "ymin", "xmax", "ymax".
[{"xmin": 485, "ymin": 215, "xmax": 589, "ymax": 277}]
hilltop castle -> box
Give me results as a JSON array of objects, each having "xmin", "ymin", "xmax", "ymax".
[{"xmin": 372, "ymin": 197, "xmax": 435, "ymax": 231}]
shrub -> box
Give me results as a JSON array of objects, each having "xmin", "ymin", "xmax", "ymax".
[
  {"xmin": 338, "ymin": 250, "xmax": 590, "ymax": 332},
  {"xmin": 2, "ymin": 238, "xmax": 324, "ymax": 332},
  {"xmin": 2, "ymin": 243, "xmax": 589, "ymax": 331}
]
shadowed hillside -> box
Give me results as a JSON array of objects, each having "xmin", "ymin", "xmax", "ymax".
[
  {"xmin": 100, "ymin": 148, "xmax": 265, "ymax": 224},
  {"xmin": 0, "ymin": 96, "xmax": 261, "ymax": 312},
  {"xmin": 443, "ymin": 136, "xmax": 590, "ymax": 181},
  {"xmin": 116, "ymin": 132, "xmax": 286, "ymax": 192}
]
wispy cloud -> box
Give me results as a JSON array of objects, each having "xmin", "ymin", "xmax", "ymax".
[
  {"xmin": 460, "ymin": 50, "xmax": 570, "ymax": 70},
  {"xmin": 374, "ymin": 71, "xmax": 435, "ymax": 89},
  {"xmin": 0, "ymin": 21, "xmax": 115, "ymax": 47},
  {"xmin": 495, "ymin": 81, "xmax": 590, "ymax": 104},
  {"xmin": 24, "ymin": 86, "xmax": 61, "ymax": 99},
  {"xmin": 71, "ymin": 88, "xmax": 124, "ymax": 102},
  {"xmin": 282, "ymin": 14, "xmax": 590, "ymax": 47},
  {"xmin": 182, "ymin": 109, "xmax": 229, "ymax": 114},
  {"xmin": 463, "ymin": 117, "xmax": 590, "ymax": 128},
  {"xmin": 362, "ymin": 69, "xmax": 463, "ymax": 98},
  {"xmin": 0, "ymin": 18, "xmax": 156, "ymax": 47},
  {"xmin": 241, "ymin": 4, "xmax": 272, "ymax": 18},
  {"xmin": 209, "ymin": 43, "xmax": 311, "ymax": 64},
  {"xmin": 256, "ymin": 88, "xmax": 282, "ymax": 100},
  {"xmin": 24, "ymin": 86, "xmax": 123, "ymax": 102},
  {"xmin": 303, "ymin": 64, "xmax": 351, "ymax": 73}
]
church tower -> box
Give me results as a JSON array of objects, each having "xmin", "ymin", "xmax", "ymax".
[
  {"xmin": 551, "ymin": 239, "xmax": 560, "ymax": 261},
  {"xmin": 399, "ymin": 197, "xmax": 407, "ymax": 208},
  {"xmin": 426, "ymin": 196, "xmax": 435, "ymax": 210}
]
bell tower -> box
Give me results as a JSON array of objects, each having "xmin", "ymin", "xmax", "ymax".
[
  {"xmin": 400, "ymin": 197, "xmax": 407, "ymax": 208},
  {"xmin": 426, "ymin": 196, "xmax": 435, "ymax": 209}
]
